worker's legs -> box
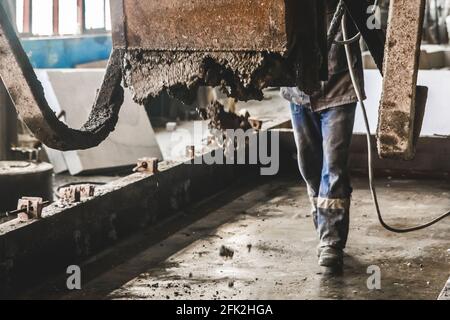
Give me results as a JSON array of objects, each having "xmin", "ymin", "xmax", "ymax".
[
  {"xmin": 317, "ymin": 103, "xmax": 356, "ymax": 252},
  {"xmin": 289, "ymin": 103, "xmax": 323, "ymax": 229},
  {"xmin": 290, "ymin": 102, "xmax": 356, "ymax": 266}
]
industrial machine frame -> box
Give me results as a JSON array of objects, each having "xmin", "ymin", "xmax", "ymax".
[{"xmin": 0, "ymin": 0, "xmax": 426, "ymax": 160}]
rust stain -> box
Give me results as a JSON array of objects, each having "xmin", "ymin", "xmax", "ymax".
[{"xmin": 122, "ymin": 0, "xmax": 288, "ymax": 52}]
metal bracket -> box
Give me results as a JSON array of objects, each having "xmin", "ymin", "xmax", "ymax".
[
  {"xmin": 133, "ymin": 158, "xmax": 159, "ymax": 174},
  {"xmin": 12, "ymin": 197, "xmax": 50, "ymax": 222},
  {"xmin": 59, "ymin": 184, "xmax": 96, "ymax": 203}
]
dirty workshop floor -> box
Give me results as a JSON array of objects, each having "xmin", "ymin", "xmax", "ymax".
[{"xmin": 28, "ymin": 175, "xmax": 450, "ymax": 300}]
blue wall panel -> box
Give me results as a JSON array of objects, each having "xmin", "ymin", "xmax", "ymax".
[{"xmin": 21, "ymin": 35, "xmax": 112, "ymax": 68}]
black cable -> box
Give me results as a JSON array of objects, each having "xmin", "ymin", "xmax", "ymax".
[
  {"xmin": 328, "ymin": 0, "xmax": 383, "ymax": 48},
  {"xmin": 341, "ymin": 12, "xmax": 450, "ymax": 233}
]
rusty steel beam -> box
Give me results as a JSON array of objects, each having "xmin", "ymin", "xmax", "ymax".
[
  {"xmin": 0, "ymin": 0, "xmax": 329, "ymax": 150},
  {"xmin": 0, "ymin": 0, "xmax": 329, "ymax": 151},
  {"xmin": 377, "ymin": 0, "xmax": 426, "ymax": 160},
  {"xmin": 119, "ymin": 0, "xmax": 289, "ymax": 52},
  {"xmin": 113, "ymin": 0, "xmax": 329, "ymax": 104},
  {"xmin": 0, "ymin": 3, "xmax": 125, "ymax": 151}
]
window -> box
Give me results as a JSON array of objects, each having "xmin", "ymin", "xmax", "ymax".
[
  {"xmin": 15, "ymin": 0, "xmax": 112, "ymax": 36},
  {"xmin": 31, "ymin": 0, "xmax": 53, "ymax": 36},
  {"xmin": 89, "ymin": 0, "xmax": 112, "ymax": 32},
  {"xmin": 59, "ymin": 0, "xmax": 79, "ymax": 35},
  {"xmin": 16, "ymin": 0, "xmax": 24, "ymax": 34},
  {"xmin": 105, "ymin": 0, "xmax": 111, "ymax": 31},
  {"xmin": 85, "ymin": 0, "xmax": 105, "ymax": 30}
]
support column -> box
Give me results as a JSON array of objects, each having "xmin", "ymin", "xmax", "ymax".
[
  {"xmin": 377, "ymin": 0, "xmax": 426, "ymax": 160},
  {"xmin": 0, "ymin": 0, "xmax": 18, "ymax": 160}
]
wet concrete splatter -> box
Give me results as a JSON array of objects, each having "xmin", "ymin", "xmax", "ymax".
[{"xmin": 219, "ymin": 246, "xmax": 235, "ymax": 259}]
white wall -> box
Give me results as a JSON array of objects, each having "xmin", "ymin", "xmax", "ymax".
[{"xmin": 355, "ymin": 70, "xmax": 450, "ymax": 137}]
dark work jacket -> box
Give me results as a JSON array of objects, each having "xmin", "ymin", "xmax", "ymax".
[{"xmin": 282, "ymin": 0, "xmax": 366, "ymax": 112}]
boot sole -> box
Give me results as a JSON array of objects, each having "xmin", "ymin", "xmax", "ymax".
[{"xmin": 318, "ymin": 256, "xmax": 343, "ymax": 268}]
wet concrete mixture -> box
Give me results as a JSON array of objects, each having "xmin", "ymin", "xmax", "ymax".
[
  {"xmin": 25, "ymin": 175, "xmax": 450, "ymax": 300},
  {"xmin": 123, "ymin": 50, "xmax": 290, "ymax": 105}
]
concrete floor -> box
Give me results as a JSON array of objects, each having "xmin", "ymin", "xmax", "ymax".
[{"xmin": 38, "ymin": 175, "xmax": 450, "ymax": 300}]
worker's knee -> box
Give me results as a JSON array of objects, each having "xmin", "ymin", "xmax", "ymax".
[{"xmin": 320, "ymin": 173, "xmax": 352, "ymax": 199}]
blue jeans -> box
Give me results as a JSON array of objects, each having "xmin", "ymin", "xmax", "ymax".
[{"xmin": 290, "ymin": 103, "xmax": 356, "ymax": 249}]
